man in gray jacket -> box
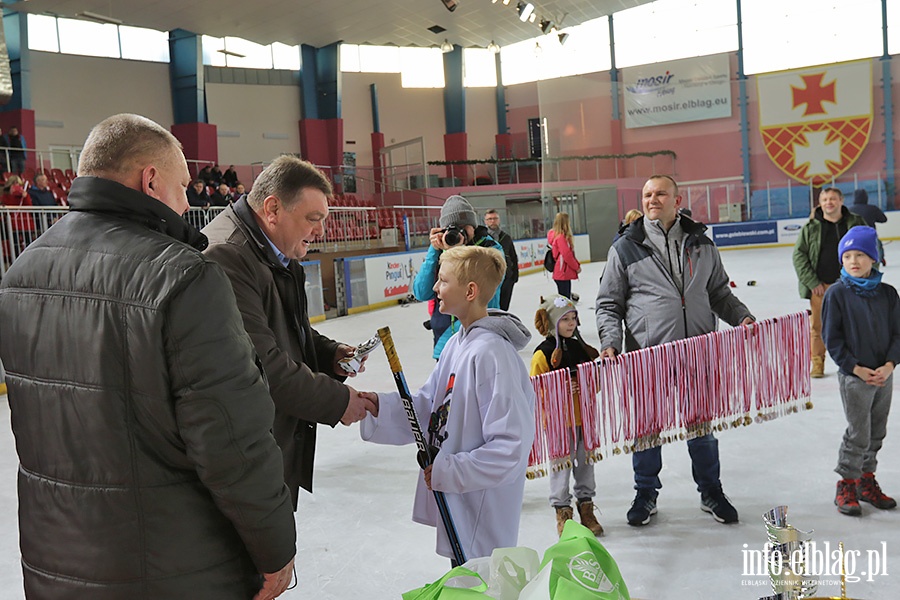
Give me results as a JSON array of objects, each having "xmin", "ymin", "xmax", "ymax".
[
  {"xmin": 0, "ymin": 114, "xmax": 296, "ymax": 599},
  {"xmin": 595, "ymin": 175, "xmax": 754, "ymax": 527}
]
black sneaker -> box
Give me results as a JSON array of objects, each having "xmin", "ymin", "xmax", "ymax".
[
  {"xmin": 700, "ymin": 488, "xmax": 739, "ymax": 523},
  {"xmin": 626, "ymin": 490, "xmax": 658, "ymax": 526}
]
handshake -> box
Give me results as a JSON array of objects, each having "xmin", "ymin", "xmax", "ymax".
[{"xmin": 341, "ymin": 387, "xmax": 379, "ymax": 425}]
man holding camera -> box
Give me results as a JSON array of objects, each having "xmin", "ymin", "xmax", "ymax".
[{"xmin": 413, "ymin": 195, "xmax": 504, "ymax": 359}]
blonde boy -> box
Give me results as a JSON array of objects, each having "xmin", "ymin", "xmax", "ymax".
[{"xmin": 361, "ymin": 246, "xmax": 535, "ymax": 560}]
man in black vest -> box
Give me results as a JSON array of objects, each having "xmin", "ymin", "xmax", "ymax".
[{"xmin": 484, "ymin": 209, "xmax": 518, "ymax": 311}]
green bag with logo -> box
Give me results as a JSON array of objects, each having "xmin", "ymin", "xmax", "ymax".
[
  {"xmin": 519, "ymin": 520, "xmax": 630, "ymax": 600},
  {"xmin": 402, "ymin": 566, "xmax": 490, "ymax": 600}
]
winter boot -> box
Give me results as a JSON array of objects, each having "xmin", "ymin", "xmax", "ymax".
[
  {"xmin": 811, "ymin": 357, "xmax": 825, "ymax": 378},
  {"xmin": 577, "ymin": 500, "xmax": 605, "ymax": 536},
  {"xmin": 835, "ymin": 479, "xmax": 862, "ymax": 516},
  {"xmin": 857, "ymin": 473, "xmax": 897, "ymax": 509},
  {"xmin": 554, "ymin": 505, "xmax": 574, "ymax": 536}
]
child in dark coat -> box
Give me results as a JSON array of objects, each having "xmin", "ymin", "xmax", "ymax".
[{"xmin": 823, "ymin": 226, "xmax": 900, "ymax": 515}]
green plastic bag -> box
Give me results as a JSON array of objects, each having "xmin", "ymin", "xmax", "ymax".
[
  {"xmin": 519, "ymin": 520, "xmax": 630, "ymax": 600},
  {"xmin": 402, "ymin": 566, "xmax": 490, "ymax": 600}
]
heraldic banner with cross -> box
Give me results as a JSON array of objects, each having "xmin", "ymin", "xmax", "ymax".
[{"xmin": 757, "ymin": 60, "xmax": 872, "ymax": 186}]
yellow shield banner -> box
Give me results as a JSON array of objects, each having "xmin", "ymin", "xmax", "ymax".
[{"xmin": 757, "ymin": 60, "xmax": 872, "ymax": 186}]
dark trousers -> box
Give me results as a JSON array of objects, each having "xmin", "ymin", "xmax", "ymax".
[
  {"xmin": 632, "ymin": 433, "xmax": 721, "ymax": 494},
  {"xmin": 555, "ymin": 279, "xmax": 572, "ymax": 299},
  {"xmin": 499, "ymin": 279, "xmax": 515, "ymax": 311}
]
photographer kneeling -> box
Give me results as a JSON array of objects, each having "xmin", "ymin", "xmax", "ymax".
[{"xmin": 413, "ymin": 195, "xmax": 505, "ymax": 359}]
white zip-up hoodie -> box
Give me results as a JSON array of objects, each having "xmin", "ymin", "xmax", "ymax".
[{"xmin": 361, "ymin": 310, "xmax": 535, "ymax": 559}]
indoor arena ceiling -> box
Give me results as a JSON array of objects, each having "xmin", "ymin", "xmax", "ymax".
[{"xmin": 4, "ymin": 0, "xmax": 655, "ymax": 49}]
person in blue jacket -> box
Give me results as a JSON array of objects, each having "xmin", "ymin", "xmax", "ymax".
[{"xmin": 414, "ymin": 195, "xmax": 503, "ymax": 359}]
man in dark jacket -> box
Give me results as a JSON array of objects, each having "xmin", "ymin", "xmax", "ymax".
[
  {"xmin": 792, "ymin": 187, "xmax": 867, "ymax": 377},
  {"xmin": 484, "ymin": 208, "xmax": 519, "ymax": 310},
  {"xmin": 848, "ymin": 188, "xmax": 887, "ymax": 266},
  {"xmin": 203, "ymin": 156, "xmax": 377, "ymax": 508},
  {"xmin": 596, "ymin": 175, "xmax": 754, "ymax": 528},
  {"xmin": 0, "ymin": 114, "xmax": 296, "ymax": 599}
]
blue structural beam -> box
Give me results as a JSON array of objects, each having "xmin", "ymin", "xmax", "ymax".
[
  {"xmin": 168, "ymin": 29, "xmax": 206, "ymax": 124},
  {"xmin": 299, "ymin": 43, "xmax": 341, "ymax": 120},
  {"xmin": 882, "ymin": 0, "xmax": 895, "ymax": 189},
  {"xmin": 608, "ymin": 15, "xmax": 620, "ymax": 121},
  {"xmin": 443, "ymin": 45, "xmax": 465, "ymax": 134},
  {"xmin": 736, "ymin": 0, "xmax": 751, "ymax": 189},
  {"xmin": 316, "ymin": 42, "xmax": 341, "ymax": 120},
  {"xmin": 370, "ymin": 83, "xmax": 380, "ymax": 133},
  {"xmin": 2, "ymin": 10, "xmax": 30, "ymax": 111},
  {"xmin": 300, "ymin": 44, "xmax": 318, "ymax": 119},
  {"xmin": 494, "ymin": 52, "xmax": 507, "ymax": 134}
]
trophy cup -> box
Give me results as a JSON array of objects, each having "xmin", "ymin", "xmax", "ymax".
[
  {"xmin": 758, "ymin": 506, "xmax": 817, "ymax": 600},
  {"xmin": 758, "ymin": 506, "xmax": 860, "ymax": 600}
]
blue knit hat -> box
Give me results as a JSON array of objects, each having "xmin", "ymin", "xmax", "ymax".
[{"xmin": 838, "ymin": 226, "xmax": 879, "ymax": 263}]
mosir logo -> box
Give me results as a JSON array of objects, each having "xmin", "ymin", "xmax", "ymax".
[
  {"xmin": 757, "ymin": 60, "xmax": 872, "ymax": 186},
  {"xmin": 567, "ymin": 551, "xmax": 623, "ymax": 596},
  {"xmin": 626, "ymin": 71, "xmax": 674, "ymax": 94}
]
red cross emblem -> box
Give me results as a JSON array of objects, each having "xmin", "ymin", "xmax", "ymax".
[{"xmin": 791, "ymin": 73, "xmax": 836, "ymax": 117}]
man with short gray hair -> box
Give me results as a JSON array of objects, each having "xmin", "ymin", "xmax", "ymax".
[
  {"xmin": 203, "ymin": 155, "xmax": 378, "ymax": 509},
  {"xmin": 0, "ymin": 113, "xmax": 296, "ymax": 599}
]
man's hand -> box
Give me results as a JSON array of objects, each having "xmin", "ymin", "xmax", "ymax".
[
  {"xmin": 340, "ymin": 386, "xmax": 378, "ymax": 425},
  {"xmin": 332, "ymin": 344, "xmax": 355, "ymax": 377},
  {"xmin": 428, "ymin": 227, "xmax": 450, "ymax": 251},
  {"xmin": 254, "ymin": 556, "xmax": 294, "ymax": 600},
  {"xmin": 740, "ymin": 317, "xmax": 755, "ymax": 326},
  {"xmin": 812, "ymin": 283, "xmax": 827, "ymax": 297},
  {"xmin": 358, "ymin": 391, "xmax": 379, "ymax": 417},
  {"xmin": 600, "ymin": 347, "xmax": 617, "ymax": 359}
]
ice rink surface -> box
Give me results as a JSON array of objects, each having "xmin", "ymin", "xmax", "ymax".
[{"xmin": 1, "ymin": 244, "xmax": 898, "ymax": 599}]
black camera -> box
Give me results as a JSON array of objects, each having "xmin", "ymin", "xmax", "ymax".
[{"xmin": 442, "ymin": 226, "xmax": 464, "ymax": 247}]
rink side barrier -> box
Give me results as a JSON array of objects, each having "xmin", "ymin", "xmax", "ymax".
[
  {"xmin": 709, "ymin": 212, "xmax": 900, "ymax": 250},
  {"xmin": 336, "ymin": 234, "xmax": 590, "ymax": 315}
]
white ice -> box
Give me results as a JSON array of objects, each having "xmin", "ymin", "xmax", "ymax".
[{"xmin": 1, "ymin": 245, "xmax": 898, "ymax": 599}]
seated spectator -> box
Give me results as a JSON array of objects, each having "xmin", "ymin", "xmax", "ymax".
[
  {"xmin": 198, "ymin": 165, "xmax": 213, "ymax": 186},
  {"xmin": 223, "ymin": 165, "xmax": 238, "ymax": 188},
  {"xmin": 210, "ymin": 183, "xmax": 233, "ymax": 207},
  {"xmin": 1, "ymin": 175, "xmax": 35, "ymax": 251},
  {"xmin": 210, "ymin": 164, "xmax": 223, "ymax": 186},
  {"xmin": 186, "ymin": 179, "xmax": 210, "ymax": 208},
  {"xmin": 234, "ymin": 182, "xmax": 246, "ymax": 199},
  {"xmin": 29, "ymin": 173, "xmax": 57, "ymax": 206}
]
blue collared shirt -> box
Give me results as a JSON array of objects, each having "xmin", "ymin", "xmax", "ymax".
[{"xmin": 261, "ymin": 231, "xmax": 290, "ymax": 267}]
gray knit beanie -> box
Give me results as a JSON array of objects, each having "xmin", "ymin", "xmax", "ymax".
[{"xmin": 439, "ymin": 195, "xmax": 478, "ymax": 229}]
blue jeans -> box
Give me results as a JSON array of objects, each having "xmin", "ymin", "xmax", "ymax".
[{"xmin": 632, "ymin": 433, "xmax": 721, "ymax": 494}]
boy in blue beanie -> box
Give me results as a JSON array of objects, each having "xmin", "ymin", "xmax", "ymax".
[{"xmin": 822, "ymin": 226, "xmax": 900, "ymax": 515}]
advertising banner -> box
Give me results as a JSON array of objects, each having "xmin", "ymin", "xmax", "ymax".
[
  {"xmin": 757, "ymin": 60, "xmax": 872, "ymax": 186},
  {"xmin": 624, "ymin": 54, "xmax": 732, "ymax": 129},
  {"xmin": 710, "ymin": 221, "xmax": 778, "ymax": 247}
]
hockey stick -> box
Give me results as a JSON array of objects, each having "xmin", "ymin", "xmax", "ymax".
[{"xmin": 377, "ymin": 326, "xmax": 467, "ymax": 565}]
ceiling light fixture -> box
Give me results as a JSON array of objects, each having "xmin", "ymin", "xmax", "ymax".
[
  {"xmin": 517, "ymin": 1, "xmax": 535, "ymax": 22},
  {"xmin": 540, "ymin": 19, "xmax": 553, "ymax": 33},
  {"xmin": 487, "ymin": 40, "xmax": 500, "ymax": 54},
  {"xmin": 502, "ymin": 0, "xmax": 511, "ymax": 4},
  {"xmin": 440, "ymin": 39, "xmax": 454, "ymax": 53},
  {"xmin": 440, "ymin": 0, "xmax": 459, "ymax": 11},
  {"xmin": 75, "ymin": 10, "xmax": 122, "ymax": 25},
  {"xmin": 557, "ymin": 32, "xmax": 569, "ymax": 45},
  {"xmin": 528, "ymin": 13, "xmax": 537, "ymax": 23}
]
